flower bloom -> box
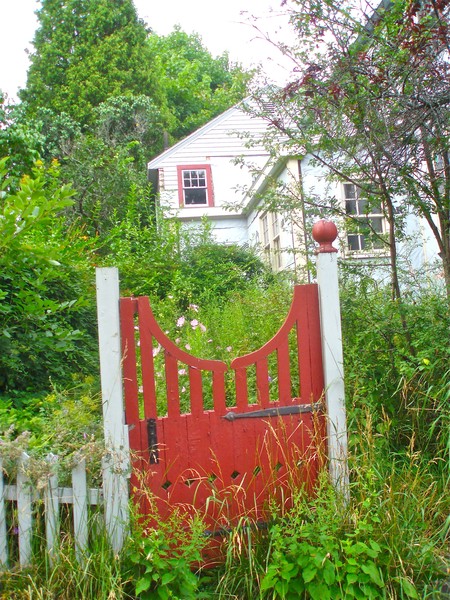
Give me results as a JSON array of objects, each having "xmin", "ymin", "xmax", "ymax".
[
  {"xmin": 226, "ymin": 346, "xmax": 232, "ymax": 352},
  {"xmin": 185, "ymin": 343, "xmax": 191, "ymax": 351},
  {"xmin": 190, "ymin": 319, "xmax": 199, "ymax": 329},
  {"xmin": 178, "ymin": 368, "xmax": 187, "ymax": 375},
  {"xmin": 199, "ymin": 323, "xmax": 207, "ymax": 332},
  {"xmin": 176, "ymin": 316, "xmax": 185, "ymax": 327},
  {"xmin": 189, "ymin": 304, "xmax": 199, "ymax": 312},
  {"xmin": 152, "ymin": 344, "xmax": 161, "ymax": 357}
]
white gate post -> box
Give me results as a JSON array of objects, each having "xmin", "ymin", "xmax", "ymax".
[
  {"xmin": 312, "ymin": 220, "xmax": 349, "ymax": 502},
  {"xmin": 96, "ymin": 267, "xmax": 129, "ymax": 553}
]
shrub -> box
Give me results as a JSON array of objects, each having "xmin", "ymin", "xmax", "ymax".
[{"xmin": 0, "ymin": 159, "xmax": 99, "ymax": 393}]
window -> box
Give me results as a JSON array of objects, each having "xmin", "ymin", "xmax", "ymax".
[
  {"xmin": 177, "ymin": 165, "xmax": 213, "ymax": 207},
  {"xmin": 260, "ymin": 212, "xmax": 283, "ymax": 271},
  {"xmin": 344, "ymin": 184, "xmax": 384, "ymax": 252}
]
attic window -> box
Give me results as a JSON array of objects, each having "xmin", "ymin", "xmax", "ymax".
[{"xmin": 177, "ymin": 165, "xmax": 214, "ymax": 207}]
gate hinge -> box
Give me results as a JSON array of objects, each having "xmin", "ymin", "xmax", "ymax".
[{"xmin": 222, "ymin": 402, "xmax": 323, "ymax": 421}]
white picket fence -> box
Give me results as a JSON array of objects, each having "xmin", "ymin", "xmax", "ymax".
[{"xmin": 0, "ymin": 452, "xmax": 124, "ymax": 568}]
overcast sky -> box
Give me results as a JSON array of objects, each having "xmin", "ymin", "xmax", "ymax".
[{"xmin": 0, "ymin": 0, "xmax": 295, "ymax": 101}]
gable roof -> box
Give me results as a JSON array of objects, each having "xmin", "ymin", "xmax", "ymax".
[{"xmin": 147, "ymin": 99, "xmax": 272, "ymax": 170}]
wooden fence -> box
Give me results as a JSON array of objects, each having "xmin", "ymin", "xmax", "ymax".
[{"xmin": 0, "ymin": 452, "xmax": 120, "ymax": 568}]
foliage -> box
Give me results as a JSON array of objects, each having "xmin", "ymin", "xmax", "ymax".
[
  {"xmin": 14, "ymin": 2, "xmax": 251, "ymax": 238},
  {"xmin": 261, "ymin": 479, "xmax": 388, "ymax": 600},
  {"xmin": 94, "ymin": 95, "xmax": 167, "ymax": 161},
  {"xmin": 0, "ymin": 264, "xmax": 448, "ymax": 597},
  {"xmin": 0, "ymin": 95, "xmax": 45, "ymax": 185},
  {"xmin": 103, "ymin": 205, "xmax": 274, "ymax": 308},
  {"xmin": 250, "ymin": 0, "xmax": 450, "ymax": 298},
  {"xmin": 147, "ymin": 28, "xmax": 252, "ymax": 140},
  {"xmin": 20, "ymin": 0, "xmax": 161, "ymax": 128},
  {"xmin": 58, "ymin": 134, "xmax": 151, "ymax": 235},
  {"xmin": 0, "ymin": 159, "xmax": 98, "ymax": 393},
  {"xmin": 20, "ymin": 1, "xmax": 250, "ymax": 144},
  {"xmin": 0, "ymin": 511, "xmax": 131, "ymax": 599},
  {"xmin": 0, "ymin": 377, "xmax": 103, "ymax": 482},
  {"xmin": 178, "ymin": 240, "xmax": 275, "ymax": 306},
  {"xmin": 209, "ymin": 428, "xmax": 448, "ymax": 599},
  {"xmin": 32, "ymin": 107, "xmax": 82, "ymax": 161},
  {"xmin": 125, "ymin": 500, "xmax": 207, "ymax": 600},
  {"xmin": 340, "ymin": 271, "xmax": 450, "ymax": 458}
]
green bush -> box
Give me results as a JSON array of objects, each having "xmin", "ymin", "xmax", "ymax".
[
  {"xmin": 340, "ymin": 277, "xmax": 450, "ymax": 459},
  {"xmin": 125, "ymin": 505, "xmax": 207, "ymax": 600},
  {"xmin": 0, "ymin": 159, "xmax": 99, "ymax": 393}
]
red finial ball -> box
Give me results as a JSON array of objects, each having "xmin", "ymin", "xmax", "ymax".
[{"xmin": 312, "ymin": 220, "xmax": 338, "ymax": 253}]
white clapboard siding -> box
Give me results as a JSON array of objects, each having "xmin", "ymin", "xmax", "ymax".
[
  {"xmin": 148, "ymin": 103, "xmax": 273, "ymax": 213},
  {"xmin": 0, "ymin": 453, "xmax": 109, "ymax": 568}
]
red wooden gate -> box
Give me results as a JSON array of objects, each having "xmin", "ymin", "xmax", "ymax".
[{"xmin": 120, "ymin": 284, "xmax": 325, "ymax": 532}]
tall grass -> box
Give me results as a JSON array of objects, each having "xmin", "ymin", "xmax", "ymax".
[
  {"xmin": 0, "ymin": 513, "xmax": 132, "ymax": 599},
  {"xmin": 206, "ymin": 410, "xmax": 449, "ymax": 599}
]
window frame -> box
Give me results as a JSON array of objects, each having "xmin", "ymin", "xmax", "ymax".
[
  {"xmin": 343, "ymin": 183, "xmax": 385, "ymax": 253},
  {"xmin": 260, "ymin": 211, "xmax": 283, "ymax": 271},
  {"xmin": 177, "ymin": 164, "xmax": 214, "ymax": 208}
]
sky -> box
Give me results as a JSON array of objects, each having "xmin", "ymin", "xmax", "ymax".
[{"xmin": 0, "ymin": 0, "xmax": 296, "ymax": 101}]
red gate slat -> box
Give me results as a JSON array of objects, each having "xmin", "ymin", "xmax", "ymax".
[
  {"xmin": 189, "ymin": 367, "xmax": 203, "ymax": 416},
  {"xmin": 212, "ymin": 370, "xmax": 227, "ymax": 413},
  {"xmin": 165, "ymin": 353, "xmax": 180, "ymax": 417},
  {"xmin": 207, "ymin": 411, "xmax": 236, "ymax": 522},
  {"xmin": 276, "ymin": 337, "xmax": 292, "ymax": 405},
  {"xmin": 119, "ymin": 297, "xmax": 140, "ymax": 426},
  {"xmin": 256, "ymin": 358, "xmax": 270, "ymax": 407},
  {"xmin": 297, "ymin": 285, "xmax": 323, "ymax": 405},
  {"xmin": 305, "ymin": 285, "xmax": 325, "ymax": 401},
  {"xmin": 235, "ymin": 368, "xmax": 249, "ymax": 410},
  {"xmin": 137, "ymin": 300, "xmax": 158, "ymax": 420}
]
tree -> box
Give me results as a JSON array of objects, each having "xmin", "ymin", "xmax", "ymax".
[
  {"xmin": 0, "ymin": 158, "xmax": 98, "ymax": 391},
  {"xmin": 147, "ymin": 28, "xmax": 252, "ymax": 140},
  {"xmin": 20, "ymin": 0, "xmax": 163, "ymax": 128},
  {"xmin": 250, "ymin": 0, "xmax": 450, "ymax": 299},
  {"xmin": 0, "ymin": 94, "xmax": 44, "ymax": 185}
]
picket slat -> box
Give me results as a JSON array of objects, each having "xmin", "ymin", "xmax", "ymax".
[
  {"xmin": 17, "ymin": 452, "xmax": 32, "ymax": 567},
  {"xmin": 72, "ymin": 458, "xmax": 88, "ymax": 563},
  {"xmin": 0, "ymin": 455, "xmax": 114, "ymax": 570},
  {"xmin": 45, "ymin": 453, "xmax": 60, "ymax": 564},
  {"xmin": 0, "ymin": 459, "xmax": 8, "ymax": 567}
]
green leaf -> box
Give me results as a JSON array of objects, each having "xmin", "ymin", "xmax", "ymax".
[
  {"xmin": 161, "ymin": 571, "xmax": 176, "ymax": 585},
  {"xmin": 302, "ymin": 565, "xmax": 317, "ymax": 583},
  {"xmin": 361, "ymin": 562, "xmax": 384, "ymax": 588},
  {"xmin": 398, "ymin": 577, "xmax": 419, "ymax": 599},
  {"xmin": 323, "ymin": 559, "xmax": 336, "ymax": 585},
  {"xmin": 135, "ymin": 576, "xmax": 152, "ymax": 595},
  {"xmin": 308, "ymin": 582, "xmax": 331, "ymax": 600},
  {"xmin": 261, "ymin": 571, "xmax": 278, "ymax": 591}
]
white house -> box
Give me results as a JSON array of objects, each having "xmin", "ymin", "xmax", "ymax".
[{"xmin": 147, "ymin": 101, "xmax": 440, "ymax": 278}]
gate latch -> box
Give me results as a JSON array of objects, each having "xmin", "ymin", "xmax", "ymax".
[{"xmin": 222, "ymin": 401, "xmax": 323, "ymax": 422}]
